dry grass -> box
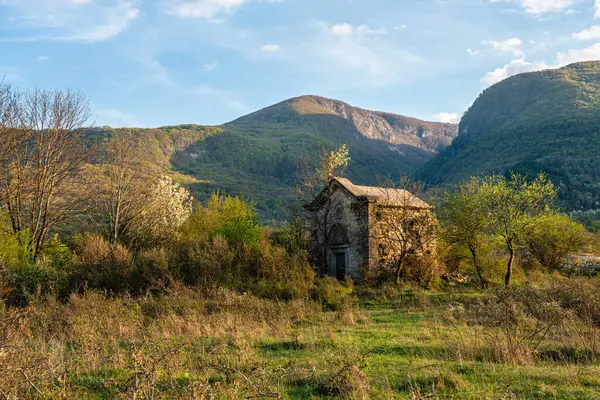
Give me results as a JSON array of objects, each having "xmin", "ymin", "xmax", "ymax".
[
  {"xmin": 0, "ymin": 287, "xmax": 329, "ymax": 399},
  {"xmin": 4, "ymin": 280, "xmax": 600, "ymax": 399}
]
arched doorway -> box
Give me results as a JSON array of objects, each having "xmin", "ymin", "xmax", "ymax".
[{"xmin": 327, "ymin": 224, "xmax": 350, "ymax": 280}]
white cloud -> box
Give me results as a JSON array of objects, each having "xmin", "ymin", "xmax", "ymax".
[
  {"xmin": 466, "ymin": 48, "xmax": 480, "ymax": 56},
  {"xmin": 393, "ymin": 24, "xmax": 407, "ymax": 31},
  {"xmin": 483, "ymin": 38, "xmax": 523, "ymax": 56},
  {"xmin": 490, "ymin": 0, "xmax": 574, "ymax": 15},
  {"xmin": 96, "ymin": 108, "xmax": 144, "ymax": 128},
  {"xmin": 331, "ymin": 23, "xmax": 353, "ymax": 36},
  {"xmin": 163, "ymin": 0, "xmax": 281, "ymax": 19},
  {"xmin": 557, "ymin": 42, "xmax": 600, "ymax": 65},
  {"xmin": 164, "ymin": 0, "xmax": 244, "ymax": 19},
  {"xmin": 67, "ymin": 4, "xmax": 138, "ymax": 42},
  {"xmin": 203, "ymin": 62, "xmax": 219, "ymax": 71},
  {"xmin": 295, "ymin": 21, "xmax": 425, "ymax": 88},
  {"xmin": 0, "ymin": 0, "xmax": 139, "ymax": 42},
  {"xmin": 433, "ymin": 112, "xmax": 461, "ymax": 124},
  {"xmin": 331, "ymin": 23, "xmax": 386, "ymax": 37},
  {"xmin": 573, "ymin": 26, "xmax": 600, "ymax": 40},
  {"xmin": 596, "ymin": 0, "xmax": 600, "ymax": 18},
  {"xmin": 261, "ymin": 44, "xmax": 281, "ymax": 52},
  {"xmin": 482, "ymin": 58, "xmax": 550, "ymax": 86},
  {"xmin": 37, "ymin": 55, "xmax": 50, "ymax": 62},
  {"xmin": 481, "ymin": 41, "xmax": 600, "ymax": 86}
]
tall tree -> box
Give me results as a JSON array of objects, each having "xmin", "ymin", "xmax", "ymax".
[
  {"xmin": 479, "ymin": 173, "xmax": 557, "ymax": 287},
  {"xmin": 94, "ymin": 131, "xmax": 144, "ymax": 245},
  {"xmin": 297, "ymin": 144, "xmax": 350, "ymax": 203},
  {"xmin": 0, "ymin": 85, "xmax": 92, "ymax": 259},
  {"xmin": 438, "ymin": 178, "xmax": 490, "ymax": 288},
  {"xmin": 371, "ymin": 178, "xmax": 438, "ymax": 285},
  {"xmin": 91, "ymin": 133, "xmax": 192, "ymax": 249}
]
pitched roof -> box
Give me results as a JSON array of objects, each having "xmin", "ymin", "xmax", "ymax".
[{"xmin": 330, "ymin": 177, "xmax": 431, "ymax": 209}]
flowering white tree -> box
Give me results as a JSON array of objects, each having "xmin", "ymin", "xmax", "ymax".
[
  {"xmin": 93, "ymin": 136, "xmax": 193, "ymax": 249},
  {"xmin": 141, "ymin": 175, "xmax": 193, "ymax": 244}
]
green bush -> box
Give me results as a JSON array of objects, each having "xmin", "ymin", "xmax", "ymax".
[
  {"xmin": 6, "ymin": 263, "xmax": 68, "ymax": 307},
  {"xmin": 174, "ymin": 196, "xmax": 315, "ymax": 300},
  {"xmin": 401, "ymin": 253, "xmax": 445, "ymax": 289},
  {"xmin": 0, "ymin": 225, "xmax": 71, "ymax": 306},
  {"xmin": 314, "ymin": 276, "xmax": 354, "ymax": 311},
  {"xmin": 523, "ymin": 214, "xmax": 590, "ymax": 271},
  {"xmin": 174, "ymin": 235, "xmax": 236, "ymax": 287},
  {"xmin": 250, "ymin": 235, "xmax": 315, "ymax": 300},
  {"xmin": 180, "ymin": 193, "xmax": 261, "ymax": 250}
]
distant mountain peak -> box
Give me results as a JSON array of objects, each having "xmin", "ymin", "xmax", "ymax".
[{"xmin": 229, "ymin": 95, "xmax": 458, "ymax": 154}]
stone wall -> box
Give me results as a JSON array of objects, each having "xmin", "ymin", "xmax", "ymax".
[
  {"xmin": 561, "ymin": 254, "xmax": 600, "ymax": 275},
  {"xmin": 312, "ymin": 187, "xmax": 369, "ymax": 279},
  {"xmin": 371, "ymin": 207, "xmax": 437, "ymax": 267}
]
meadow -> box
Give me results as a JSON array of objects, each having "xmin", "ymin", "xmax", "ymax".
[{"xmin": 3, "ymin": 277, "xmax": 600, "ymax": 399}]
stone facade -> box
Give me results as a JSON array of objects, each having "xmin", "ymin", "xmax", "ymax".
[
  {"xmin": 309, "ymin": 185, "xmax": 371, "ymax": 279},
  {"xmin": 307, "ymin": 177, "xmax": 432, "ymax": 280}
]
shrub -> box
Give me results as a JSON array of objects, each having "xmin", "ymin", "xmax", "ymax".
[
  {"xmin": 314, "ymin": 276, "xmax": 355, "ymax": 311},
  {"xmin": 173, "ymin": 228, "xmax": 315, "ymax": 301},
  {"xmin": 6, "ymin": 263, "xmax": 68, "ymax": 307},
  {"xmin": 523, "ymin": 214, "xmax": 590, "ymax": 271},
  {"xmin": 184, "ymin": 235, "xmax": 236, "ymax": 287},
  {"xmin": 271, "ymin": 217, "xmax": 310, "ymax": 256},
  {"xmin": 2, "ymin": 233, "xmax": 71, "ymax": 306},
  {"xmin": 39, "ymin": 235, "xmax": 72, "ymax": 270},
  {"xmin": 401, "ymin": 253, "xmax": 445, "ymax": 288},
  {"xmin": 180, "ymin": 193, "xmax": 261, "ymax": 251},
  {"xmin": 70, "ymin": 235, "xmax": 135, "ymax": 294},
  {"xmin": 133, "ymin": 247, "xmax": 174, "ymax": 294},
  {"xmin": 252, "ymin": 242, "xmax": 315, "ymax": 300},
  {"xmin": 457, "ymin": 285, "xmax": 567, "ymax": 365},
  {"xmin": 0, "ymin": 229, "xmax": 30, "ymax": 272}
]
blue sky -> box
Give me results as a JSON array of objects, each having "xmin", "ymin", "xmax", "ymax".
[{"xmin": 1, "ymin": 0, "xmax": 600, "ymax": 127}]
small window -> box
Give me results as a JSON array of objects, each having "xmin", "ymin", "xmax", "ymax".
[{"xmin": 334, "ymin": 205, "xmax": 344, "ymax": 219}]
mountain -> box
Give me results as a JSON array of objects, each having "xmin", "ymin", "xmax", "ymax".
[
  {"xmin": 172, "ymin": 95, "xmax": 457, "ymax": 219},
  {"xmin": 420, "ymin": 61, "xmax": 600, "ymax": 211},
  {"xmin": 97, "ymin": 95, "xmax": 458, "ymax": 221}
]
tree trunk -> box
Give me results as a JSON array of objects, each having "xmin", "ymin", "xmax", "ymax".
[
  {"xmin": 394, "ymin": 254, "xmax": 406, "ymax": 286},
  {"xmin": 505, "ymin": 240, "xmax": 515, "ymax": 287},
  {"xmin": 468, "ymin": 243, "xmax": 488, "ymax": 289}
]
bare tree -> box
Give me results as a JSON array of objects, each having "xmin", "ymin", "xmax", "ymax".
[
  {"xmin": 371, "ymin": 178, "xmax": 438, "ymax": 285},
  {"xmin": 297, "ymin": 144, "xmax": 349, "ymax": 270},
  {"xmin": 91, "ymin": 132, "xmax": 192, "ymax": 249},
  {"xmin": 93, "ymin": 131, "xmax": 144, "ymax": 245},
  {"xmin": 0, "ymin": 85, "xmax": 92, "ymax": 259}
]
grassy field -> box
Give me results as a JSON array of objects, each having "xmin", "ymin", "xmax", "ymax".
[{"xmin": 2, "ymin": 286, "xmax": 600, "ymax": 399}]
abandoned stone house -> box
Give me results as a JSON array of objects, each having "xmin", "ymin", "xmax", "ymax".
[{"xmin": 306, "ymin": 177, "xmax": 433, "ymax": 280}]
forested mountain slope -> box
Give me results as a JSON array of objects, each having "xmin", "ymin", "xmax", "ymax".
[
  {"xmin": 175, "ymin": 95, "xmax": 457, "ymax": 219},
  {"xmin": 420, "ymin": 61, "xmax": 600, "ymax": 211},
  {"xmin": 97, "ymin": 96, "xmax": 457, "ymax": 220}
]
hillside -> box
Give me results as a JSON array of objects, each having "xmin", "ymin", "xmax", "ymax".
[
  {"xmin": 420, "ymin": 61, "xmax": 600, "ymax": 211},
  {"xmin": 132, "ymin": 95, "xmax": 457, "ymax": 220}
]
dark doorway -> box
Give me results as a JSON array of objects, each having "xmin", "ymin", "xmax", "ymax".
[{"xmin": 335, "ymin": 252, "xmax": 347, "ymax": 280}]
